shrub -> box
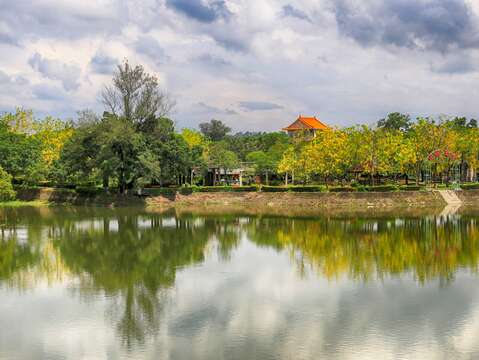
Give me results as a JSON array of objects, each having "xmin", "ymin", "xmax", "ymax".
[
  {"xmin": 399, "ymin": 185, "xmax": 422, "ymax": 191},
  {"xmin": 143, "ymin": 187, "xmax": 178, "ymax": 196},
  {"xmin": 193, "ymin": 186, "xmax": 257, "ymax": 192},
  {"xmin": 366, "ymin": 185, "xmax": 398, "ymax": 192},
  {"xmin": 75, "ymin": 186, "xmax": 105, "ymax": 196},
  {"xmin": 178, "ymin": 187, "xmax": 194, "ymax": 195},
  {"xmin": 329, "ymin": 186, "xmax": 356, "ymax": 192},
  {"xmin": 261, "ymin": 186, "xmax": 290, "ymax": 192},
  {"xmin": 461, "ymin": 183, "xmax": 479, "ymax": 190},
  {"xmin": 37, "ymin": 181, "xmax": 54, "ymax": 188},
  {"xmin": 0, "ymin": 167, "xmax": 16, "ymax": 201},
  {"xmin": 351, "ymin": 183, "xmax": 367, "ymax": 192},
  {"xmin": 194, "ymin": 186, "xmax": 230, "ymax": 192},
  {"xmin": 289, "ymin": 185, "xmax": 326, "ymax": 192},
  {"xmin": 268, "ymin": 180, "xmax": 283, "ymax": 186},
  {"xmin": 231, "ymin": 186, "xmax": 258, "ymax": 192}
]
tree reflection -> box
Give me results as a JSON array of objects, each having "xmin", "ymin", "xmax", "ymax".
[
  {"xmin": 50, "ymin": 213, "xmax": 217, "ymax": 347},
  {"xmin": 3, "ymin": 207, "xmax": 479, "ymax": 348},
  {"xmin": 247, "ymin": 215, "xmax": 479, "ymax": 283}
]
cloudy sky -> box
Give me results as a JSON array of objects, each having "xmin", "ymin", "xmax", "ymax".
[{"xmin": 1, "ymin": 0, "xmax": 479, "ymax": 131}]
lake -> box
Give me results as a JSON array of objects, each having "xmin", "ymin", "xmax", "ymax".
[{"xmin": 1, "ymin": 206, "xmax": 479, "ymax": 359}]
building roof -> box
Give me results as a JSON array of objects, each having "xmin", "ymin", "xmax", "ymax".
[{"xmin": 282, "ymin": 115, "xmax": 329, "ymax": 131}]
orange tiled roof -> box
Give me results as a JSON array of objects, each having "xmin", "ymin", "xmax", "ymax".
[{"xmin": 283, "ymin": 115, "xmax": 329, "ymax": 131}]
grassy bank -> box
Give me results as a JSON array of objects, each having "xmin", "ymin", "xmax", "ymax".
[
  {"xmin": 8, "ymin": 186, "xmax": 479, "ymax": 210},
  {"xmin": 0, "ymin": 200, "xmax": 50, "ymax": 207}
]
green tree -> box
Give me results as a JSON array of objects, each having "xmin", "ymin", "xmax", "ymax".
[
  {"xmin": 101, "ymin": 60, "xmax": 173, "ymax": 130},
  {"xmin": 207, "ymin": 142, "xmax": 238, "ymax": 185},
  {"xmin": 0, "ymin": 119, "xmax": 43, "ymax": 183},
  {"xmin": 377, "ymin": 112, "xmax": 412, "ymax": 132},
  {"xmin": 0, "ymin": 166, "xmax": 15, "ymax": 201},
  {"xmin": 199, "ymin": 119, "xmax": 231, "ymax": 141},
  {"xmin": 246, "ymin": 151, "xmax": 275, "ymax": 184}
]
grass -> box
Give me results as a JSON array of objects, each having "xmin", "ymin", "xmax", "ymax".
[{"xmin": 0, "ymin": 200, "xmax": 50, "ymax": 207}]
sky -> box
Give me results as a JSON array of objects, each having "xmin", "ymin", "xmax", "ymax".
[{"xmin": 1, "ymin": 0, "xmax": 479, "ymax": 132}]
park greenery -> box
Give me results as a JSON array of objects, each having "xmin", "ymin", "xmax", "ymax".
[{"xmin": 0, "ymin": 60, "xmax": 479, "ymax": 200}]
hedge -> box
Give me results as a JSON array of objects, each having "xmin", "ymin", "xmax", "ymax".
[
  {"xmin": 75, "ymin": 186, "xmax": 105, "ymax": 196},
  {"xmin": 231, "ymin": 186, "xmax": 258, "ymax": 192},
  {"xmin": 399, "ymin": 185, "xmax": 422, "ymax": 191},
  {"xmin": 261, "ymin": 186, "xmax": 290, "ymax": 192},
  {"xmin": 366, "ymin": 185, "xmax": 398, "ymax": 192},
  {"xmin": 178, "ymin": 187, "xmax": 194, "ymax": 195},
  {"xmin": 191, "ymin": 186, "xmax": 257, "ymax": 192},
  {"xmin": 289, "ymin": 185, "xmax": 326, "ymax": 192},
  {"xmin": 461, "ymin": 183, "xmax": 479, "ymax": 190},
  {"xmin": 329, "ymin": 186, "xmax": 356, "ymax": 192},
  {"xmin": 142, "ymin": 187, "xmax": 177, "ymax": 196}
]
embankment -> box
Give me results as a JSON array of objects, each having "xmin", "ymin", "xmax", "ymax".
[
  {"xmin": 15, "ymin": 187, "xmax": 479, "ymax": 212},
  {"xmin": 15, "ymin": 187, "xmax": 145, "ymax": 206},
  {"xmin": 148, "ymin": 190, "xmax": 447, "ymax": 209}
]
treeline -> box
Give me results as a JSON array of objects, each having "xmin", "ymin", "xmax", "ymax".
[
  {"xmin": 279, "ymin": 113, "xmax": 479, "ymax": 186},
  {"xmin": 1, "ymin": 60, "xmax": 479, "ymax": 200}
]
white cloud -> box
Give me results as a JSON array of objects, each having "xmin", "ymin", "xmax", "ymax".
[{"xmin": 0, "ymin": 0, "xmax": 479, "ymax": 130}]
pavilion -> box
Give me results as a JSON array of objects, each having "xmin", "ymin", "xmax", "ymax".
[{"xmin": 282, "ymin": 115, "xmax": 329, "ymax": 137}]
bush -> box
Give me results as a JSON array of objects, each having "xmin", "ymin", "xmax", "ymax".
[
  {"xmin": 289, "ymin": 185, "xmax": 326, "ymax": 192},
  {"xmin": 194, "ymin": 186, "xmax": 257, "ymax": 192},
  {"xmin": 350, "ymin": 182, "xmax": 367, "ymax": 192},
  {"xmin": 366, "ymin": 185, "xmax": 398, "ymax": 192},
  {"xmin": 399, "ymin": 185, "xmax": 422, "ymax": 191},
  {"xmin": 261, "ymin": 186, "xmax": 290, "ymax": 192},
  {"xmin": 0, "ymin": 167, "xmax": 16, "ymax": 201},
  {"xmin": 329, "ymin": 186, "xmax": 356, "ymax": 192},
  {"xmin": 194, "ymin": 186, "xmax": 230, "ymax": 192},
  {"xmin": 461, "ymin": 183, "xmax": 479, "ymax": 190},
  {"xmin": 231, "ymin": 186, "xmax": 258, "ymax": 192},
  {"xmin": 37, "ymin": 180, "xmax": 54, "ymax": 188},
  {"xmin": 178, "ymin": 187, "xmax": 194, "ymax": 195},
  {"xmin": 143, "ymin": 187, "xmax": 178, "ymax": 196},
  {"xmin": 75, "ymin": 186, "xmax": 105, "ymax": 196}
]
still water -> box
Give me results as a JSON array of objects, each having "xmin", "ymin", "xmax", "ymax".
[{"xmin": 1, "ymin": 206, "xmax": 479, "ymax": 359}]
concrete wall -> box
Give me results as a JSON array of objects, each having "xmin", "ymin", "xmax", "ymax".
[{"xmin": 148, "ymin": 191, "xmax": 447, "ymax": 209}]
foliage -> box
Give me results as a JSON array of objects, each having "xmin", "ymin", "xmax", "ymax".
[
  {"xmin": 75, "ymin": 186, "xmax": 105, "ymax": 196},
  {"xmin": 207, "ymin": 142, "xmax": 239, "ymax": 170},
  {"xmin": 225, "ymin": 132, "xmax": 289, "ymax": 161},
  {"xmin": 101, "ymin": 60, "xmax": 173, "ymax": 130},
  {"xmin": 261, "ymin": 186, "xmax": 290, "ymax": 192},
  {"xmin": 199, "ymin": 119, "xmax": 231, "ymax": 141},
  {"xmin": 377, "ymin": 112, "xmax": 412, "ymax": 132},
  {"xmin": 365, "ymin": 185, "xmax": 398, "ymax": 192},
  {"xmin": 329, "ymin": 186, "xmax": 356, "ymax": 192},
  {"xmin": 0, "ymin": 166, "xmax": 16, "ymax": 201},
  {"xmin": 460, "ymin": 183, "xmax": 479, "ymax": 190},
  {"xmin": 399, "ymin": 185, "xmax": 423, "ymax": 191},
  {"xmin": 193, "ymin": 186, "xmax": 257, "ymax": 192},
  {"xmin": 0, "ymin": 117, "xmax": 43, "ymax": 183},
  {"xmin": 142, "ymin": 187, "xmax": 178, "ymax": 196}
]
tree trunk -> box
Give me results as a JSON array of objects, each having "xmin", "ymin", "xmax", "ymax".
[
  {"xmin": 285, "ymin": 172, "xmax": 288, "ymax": 186},
  {"xmin": 103, "ymin": 174, "xmax": 109, "ymax": 191},
  {"xmin": 265, "ymin": 171, "xmax": 269, "ymax": 185},
  {"xmin": 119, "ymin": 168, "xmax": 126, "ymax": 194}
]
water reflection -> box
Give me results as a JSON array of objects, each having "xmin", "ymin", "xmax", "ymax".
[{"xmin": 1, "ymin": 207, "xmax": 479, "ymax": 357}]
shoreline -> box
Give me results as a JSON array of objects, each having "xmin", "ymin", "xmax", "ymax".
[{"xmin": 9, "ymin": 187, "xmax": 478, "ymax": 210}]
